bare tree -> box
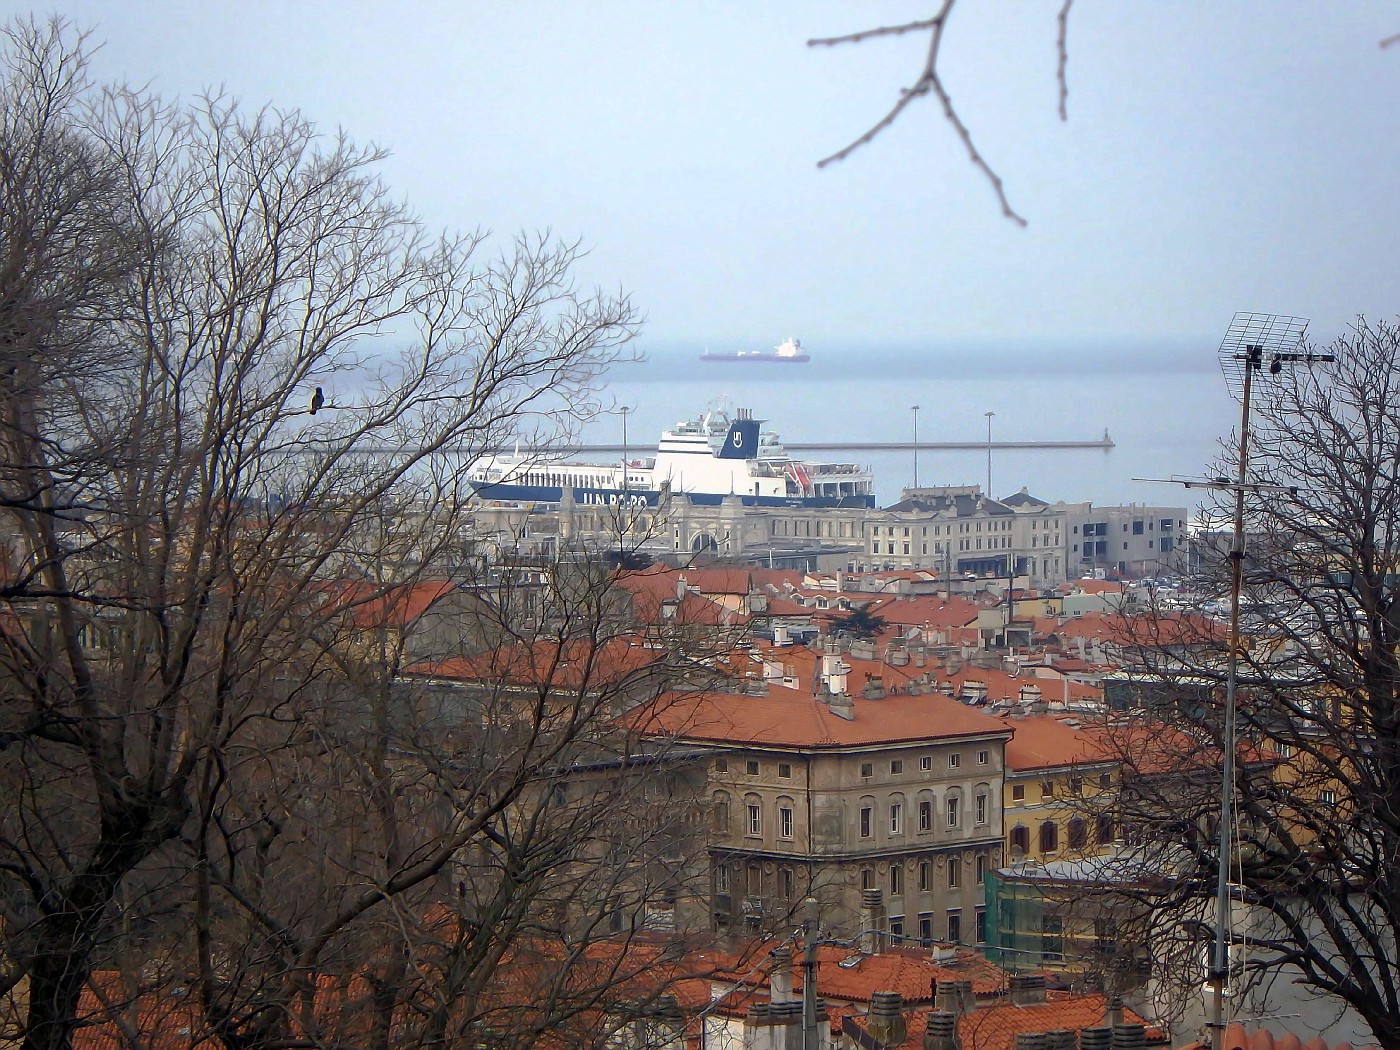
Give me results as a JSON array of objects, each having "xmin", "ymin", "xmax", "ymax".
[
  {"xmin": 1091, "ymin": 319, "xmax": 1400, "ymax": 1048},
  {"xmin": 0, "ymin": 18, "xmax": 734, "ymax": 1050}
]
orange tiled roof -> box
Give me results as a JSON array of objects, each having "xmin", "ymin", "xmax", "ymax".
[
  {"xmin": 957, "ymin": 993, "xmax": 1151, "ymax": 1050},
  {"xmin": 635, "ymin": 687, "xmax": 1011, "ymax": 749},
  {"xmin": 999, "ymin": 715, "xmax": 1112, "ymax": 774},
  {"xmin": 406, "ymin": 635, "xmax": 668, "ymax": 688},
  {"xmin": 314, "ymin": 579, "xmax": 458, "ymax": 630}
]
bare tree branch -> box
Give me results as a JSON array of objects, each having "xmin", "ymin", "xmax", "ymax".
[{"xmin": 809, "ymin": 0, "xmax": 1029, "ymax": 227}]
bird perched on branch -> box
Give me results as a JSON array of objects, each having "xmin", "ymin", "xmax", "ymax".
[{"xmin": 309, "ymin": 386, "xmax": 325, "ymax": 415}]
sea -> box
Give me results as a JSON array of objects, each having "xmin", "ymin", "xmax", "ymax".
[{"xmin": 575, "ymin": 339, "xmax": 1240, "ymax": 517}]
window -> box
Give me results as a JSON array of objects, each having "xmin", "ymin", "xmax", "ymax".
[
  {"xmin": 1068, "ymin": 817, "xmax": 1087, "ymax": 850},
  {"xmin": 946, "ymin": 796, "xmax": 961, "ymax": 828},
  {"xmin": 974, "ymin": 792, "xmax": 989, "ymax": 826},
  {"xmin": 1070, "ymin": 775, "xmax": 1083, "ymax": 796},
  {"xmin": 919, "ymin": 861, "xmax": 931, "ymax": 891},
  {"xmin": 890, "ymin": 865, "xmax": 903, "ymax": 895},
  {"xmin": 712, "ymin": 793, "xmax": 730, "ymax": 832},
  {"xmin": 746, "ymin": 760, "xmax": 760, "ymax": 776},
  {"xmin": 715, "ymin": 864, "xmax": 729, "ymax": 893},
  {"xmin": 1011, "ymin": 825, "xmax": 1030, "ymax": 855},
  {"xmin": 778, "ymin": 762, "xmax": 792, "ymax": 779},
  {"xmin": 891, "ymin": 759, "xmax": 904, "ymax": 775},
  {"xmin": 714, "ymin": 757, "xmax": 728, "ymax": 772},
  {"xmin": 975, "ymin": 908, "xmax": 987, "ymax": 945},
  {"xmin": 860, "ymin": 807, "xmax": 873, "ymax": 838},
  {"xmin": 975, "ymin": 854, "xmax": 987, "ymax": 884},
  {"xmin": 947, "ymin": 859, "xmax": 960, "ymax": 888},
  {"xmin": 1012, "ymin": 784, "xmax": 1025, "ymax": 802},
  {"xmin": 919, "ymin": 799, "xmax": 933, "ymax": 832},
  {"xmin": 1042, "ymin": 916, "xmax": 1064, "ymax": 961},
  {"xmin": 861, "ymin": 762, "xmax": 874, "ymax": 779},
  {"xmin": 947, "ymin": 753, "xmax": 962, "ymax": 770},
  {"xmin": 920, "ymin": 755, "xmax": 933, "ymax": 772},
  {"xmin": 1097, "ymin": 814, "xmax": 1116, "ymax": 844},
  {"xmin": 920, "ymin": 914, "xmax": 934, "ymax": 946},
  {"xmin": 747, "ymin": 804, "xmax": 762, "ymax": 836},
  {"xmin": 1041, "ymin": 781, "xmax": 1054, "ymax": 800},
  {"xmin": 780, "ymin": 867, "xmax": 795, "ymax": 899},
  {"xmin": 1320, "ymin": 789, "xmax": 1338, "ymax": 805},
  {"xmin": 947, "ymin": 911, "xmax": 962, "ymax": 944},
  {"xmin": 889, "ymin": 803, "xmax": 903, "ymax": 835},
  {"xmin": 779, "ymin": 806, "xmax": 795, "ymax": 839},
  {"xmin": 1039, "ymin": 820, "xmax": 1059, "ymax": 853},
  {"xmin": 861, "ymin": 868, "xmax": 875, "ymax": 890},
  {"xmin": 1100, "ymin": 772, "xmax": 1112, "ymax": 788},
  {"xmin": 977, "ymin": 750, "xmax": 989, "ymax": 765},
  {"xmin": 890, "ymin": 917, "xmax": 904, "ymax": 939}
]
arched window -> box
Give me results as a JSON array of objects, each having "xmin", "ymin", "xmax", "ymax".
[
  {"xmin": 1039, "ymin": 820, "xmax": 1059, "ymax": 854},
  {"xmin": 1068, "ymin": 817, "xmax": 1087, "ymax": 850},
  {"xmin": 917, "ymin": 790, "xmax": 935, "ymax": 832},
  {"xmin": 889, "ymin": 792, "xmax": 907, "ymax": 835},
  {"xmin": 744, "ymin": 793, "xmax": 763, "ymax": 837},
  {"xmin": 712, "ymin": 792, "xmax": 731, "ymax": 833},
  {"xmin": 858, "ymin": 795, "xmax": 877, "ymax": 839},
  {"xmin": 1010, "ymin": 824, "xmax": 1030, "ymax": 856},
  {"xmin": 777, "ymin": 796, "xmax": 796, "ymax": 840}
]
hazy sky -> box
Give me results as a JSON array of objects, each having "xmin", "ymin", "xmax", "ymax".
[{"xmin": 34, "ymin": 2, "xmax": 1400, "ymax": 355}]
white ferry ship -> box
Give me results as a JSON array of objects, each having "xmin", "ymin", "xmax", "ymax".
[{"xmin": 467, "ymin": 408, "xmax": 873, "ymax": 509}]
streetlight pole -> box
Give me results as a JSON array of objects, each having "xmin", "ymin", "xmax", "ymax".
[
  {"xmin": 801, "ymin": 896, "xmax": 820, "ymax": 1050},
  {"xmin": 619, "ymin": 406, "xmax": 631, "ymax": 557},
  {"xmin": 984, "ymin": 411, "xmax": 995, "ymax": 496},
  {"xmin": 911, "ymin": 405, "xmax": 920, "ymax": 489}
]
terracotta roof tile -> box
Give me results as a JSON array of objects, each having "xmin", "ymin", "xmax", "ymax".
[{"xmin": 636, "ymin": 688, "xmax": 1011, "ymax": 749}]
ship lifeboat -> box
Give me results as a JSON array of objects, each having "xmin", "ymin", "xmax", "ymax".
[{"xmin": 785, "ymin": 462, "xmax": 813, "ymax": 497}]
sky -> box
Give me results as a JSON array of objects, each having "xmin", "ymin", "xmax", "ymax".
[{"xmin": 24, "ymin": 2, "xmax": 1400, "ymax": 363}]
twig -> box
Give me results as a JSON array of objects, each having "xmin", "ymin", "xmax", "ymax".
[
  {"xmin": 810, "ymin": 0, "xmax": 1028, "ymax": 227},
  {"xmin": 807, "ymin": 18, "xmax": 941, "ymax": 48},
  {"xmin": 1381, "ymin": 32, "xmax": 1400, "ymax": 49},
  {"xmin": 1057, "ymin": 0, "xmax": 1074, "ymax": 121}
]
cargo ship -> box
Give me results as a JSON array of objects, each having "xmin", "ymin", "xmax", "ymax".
[{"xmin": 700, "ymin": 337, "xmax": 810, "ymax": 363}]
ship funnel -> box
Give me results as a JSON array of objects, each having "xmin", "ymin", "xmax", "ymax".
[{"xmin": 718, "ymin": 417, "xmax": 761, "ymax": 460}]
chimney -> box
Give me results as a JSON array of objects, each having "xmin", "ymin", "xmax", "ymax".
[
  {"xmin": 1106, "ymin": 995, "xmax": 1124, "ymax": 1030},
  {"xmin": 1111, "ymin": 1024, "xmax": 1147, "ymax": 1050},
  {"xmin": 955, "ymin": 979, "xmax": 975, "ymax": 1014},
  {"xmin": 1016, "ymin": 1035, "xmax": 1048, "ymax": 1050},
  {"xmin": 677, "ymin": 573, "xmax": 689, "ymax": 600},
  {"xmin": 924, "ymin": 1011, "xmax": 961, "ymax": 1050},
  {"xmin": 933, "ymin": 979, "xmax": 974, "ymax": 1017},
  {"xmin": 860, "ymin": 888, "xmax": 886, "ymax": 955},
  {"xmin": 1045, "ymin": 1032, "xmax": 1077, "ymax": 1050},
  {"xmin": 1079, "ymin": 1029, "xmax": 1113, "ymax": 1050},
  {"xmin": 1009, "ymin": 974, "xmax": 1047, "ymax": 1006},
  {"xmin": 770, "ymin": 946, "xmax": 794, "ymax": 1004},
  {"xmin": 867, "ymin": 991, "xmax": 907, "ymax": 1048},
  {"xmin": 863, "ymin": 676, "xmax": 887, "ymax": 700},
  {"xmin": 829, "ymin": 692, "xmax": 856, "ymax": 720}
]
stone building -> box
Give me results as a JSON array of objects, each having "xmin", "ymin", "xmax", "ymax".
[{"xmin": 640, "ymin": 679, "xmax": 1012, "ymax": 946}]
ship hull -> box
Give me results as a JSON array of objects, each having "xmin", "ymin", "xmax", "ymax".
[
  {"xmin": 469, "ymin": 482, "xmax": 872, "ymax": 510},
  {"xmin": 699, "ymin": 353, "xmax": 810, "ymax": 363}
]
